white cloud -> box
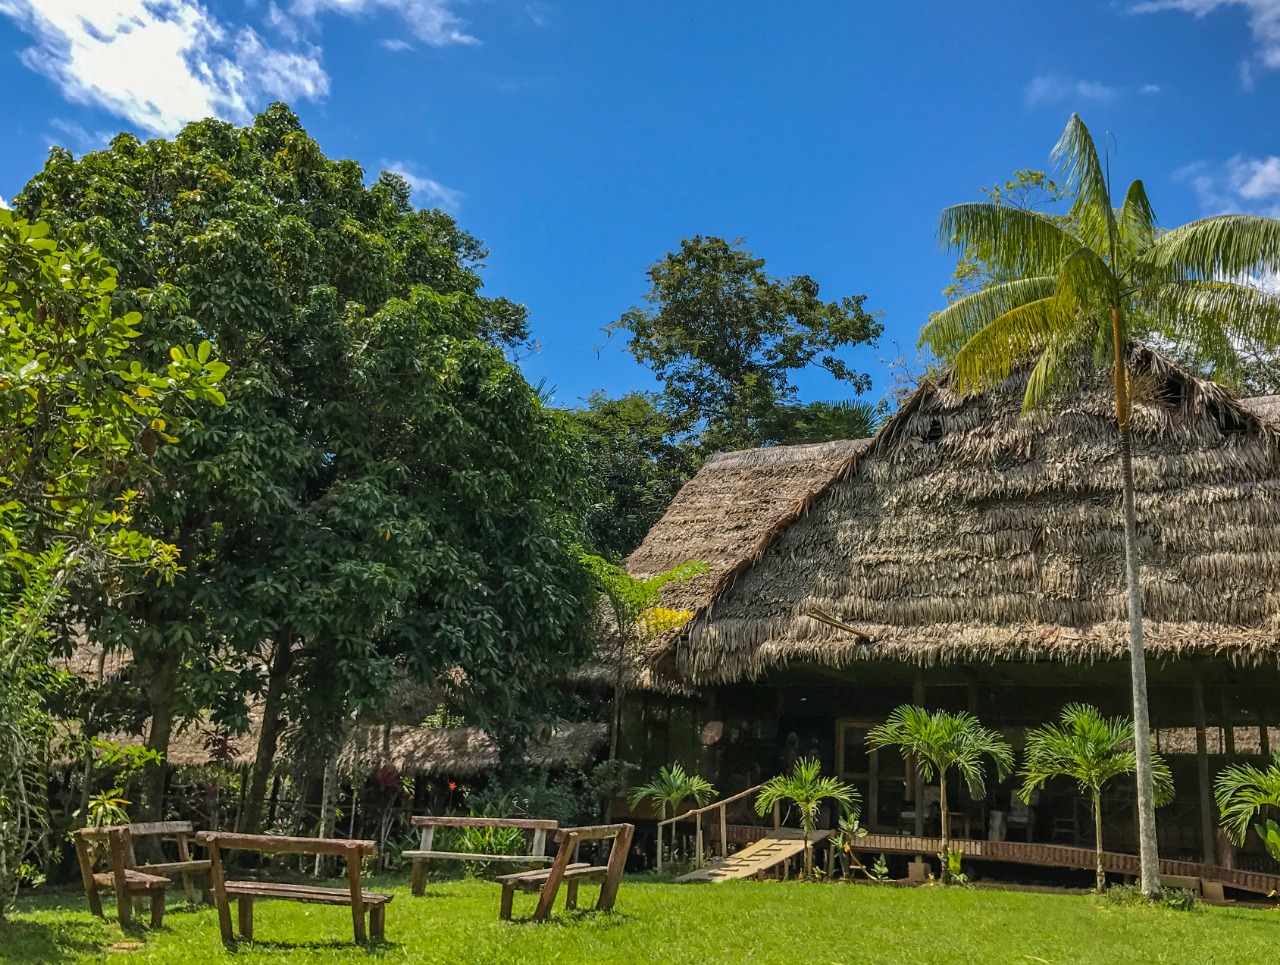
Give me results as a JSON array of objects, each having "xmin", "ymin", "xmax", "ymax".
[
  {"xmin": 1024, "ymin": 75, "xmax": 1118, "ymax": 106},
  {"xmin": 1141, "ymin": 83, "xmax": 1163, "ymax": 93},
  {"xmin": 384, "ymin": 162, "xmax": 463, "ymax": 212},
  {"xmin": 0, "ymin": 195, "xmax": 8, "ymax": 210},
  {"xmin": 48, "ymin": 118, "xmax": 115, "ymax": 153},
  {"xmin": 0, "ymin": 0, "xmax": 328, "ymax": 136},
  {"xmin": 380, "ymin": 38, "xmax": 413, "ymax": 51},
  {"xmin": 1178, "ymin": 154, "xmax": 1280, "ymax": 217},
  {"xmin": 1131, "ymin": 0, "xmax": 1280, "ymax": 76},
  {"xmin": 291, "ymin": 0, "xmax": 478, "ymax": 45},
  {"xmin": 526, "ymin": 3, "xmax": 550, "ymax": 27}
]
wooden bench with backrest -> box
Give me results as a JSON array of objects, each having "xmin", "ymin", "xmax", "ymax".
[
  {"xmin": 73, "ymin": 822, "xmax": 212, "ymax": 928},
  {"xmin": 497, "ymin": 823, "xmax": 634, "ymax": 922},
  {"xmin": 196, "ymin": 831, "xmax": 392, "ymax": 945},
  {"xmin": 405, "ymin": 815, "xmax": 559, "ymax": 896}
]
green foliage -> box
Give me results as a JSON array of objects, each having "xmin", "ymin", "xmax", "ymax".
[
  {"xmin": 754, "ymin": 758, "xmax": 858, "ymax": 877},
  {"xmin": 628, "ymin": 763, "xmax": 716, "ymax": 820},
  {"xmin": 467, "ymin": 760, "xmax": 636, "ymax": 830},
  {"xmin": 609, "ymin": 235, "xmax": 882, "ymax": 452},
  {"xmin": 1214, "ymin": 750, "xmax": 1280, "ymax": 852},
  {"xmin": 943, "ymin": 849, "xmax": 971, "ymax": 887},
  {"xmin": 84, "ymin": 789, "xmax": 131, "ymax": 829},
  {"xmin": 1254, "ymin": 818, "xmax": 1280, "ymax": 865},
  {"xmin": 869, "ymin": 853, "xmax": 890, "ymax": 881},
  {"xmin": 1105, "ymin": 882, "xmax": 1199, "ymax": 912}
]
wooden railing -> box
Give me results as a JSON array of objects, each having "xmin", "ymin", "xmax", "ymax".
[{"xmin": 655, "ymin": 784, "xmax": 779, "ymax": 873}]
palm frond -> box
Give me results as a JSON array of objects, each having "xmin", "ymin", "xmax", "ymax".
[
  {"xmin": 938, "ymin": 202, "xmax": 1080, "ymax": 278},
  {"xmin": 1020, "ymin": 316, "xmax": 1093, "ymax": 413},
  {"xmin": 1215, "ymin": 751, "xmax": 1280, "ymax": 845},
  {"xmin": 950, "ymin": 296, "xmax": 1067, "ymax": 395},
  {"xmin": 1139, "ymin": 279, "xmax": 1280, "ymax": 354},
  {"xmin": 1142, "ymin": 214, "xmax": 1280, "ymax": 280},
  {"xmin": 868, "ymin": 705, "xmax": 1012, "ymax": 795},
  {"xmin": 1117, "ymin": 179, "xmax": 1157, "ymax": 265},
  {"xmin": 1052, "ymin": 114, "xmax": 1117, "ymax": 261},
  {"xmin": 919, "ymin": 276, "xmax": 1057, "ymax": 360}
]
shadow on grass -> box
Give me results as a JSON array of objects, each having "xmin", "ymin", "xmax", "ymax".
[
  {"xmin": 0, "ymin": 917, "xmax": 106, "ymax": 964},
  {"xmin": 231, "ymin": 939, "xmax": 402, "ymax": 957},
  {"xmin": 502, "ymin": 909, "xmax": 634, "ymax": 930}
]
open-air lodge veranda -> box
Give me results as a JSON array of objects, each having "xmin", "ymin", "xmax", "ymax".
[{"xmin": 614, "ymin": 346, "xmax": 1280, "ymax": 884}]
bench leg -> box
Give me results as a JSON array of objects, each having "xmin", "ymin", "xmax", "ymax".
[
  {"xmin": 84, "ymin": 884, "xmax": 104, "ymax": 919},
  {"xmin": 499, "ymin": 884, "xmax": 515, "ymax": 921},
  {"xmin": 369, "ymin": 904, "xmax": 385, "ymax": 942},
  {"xmin": 150, "ymin": 891, "xmax": 165, "ymax": 929},
  {"xmin": 565, "ymin": 880, "xmax": 579, "ymax": 911},
  {"xmin": 181, "ymin": 871, "xmax": 197, "ymax": 904},
  {"xmin": 115, "ymin": 885, "xmax": 133, "ymax": 929},
  {"xmin": 238, "ymin": 896, "xmax": 254, "ymax": 942},
  {"xmin": 411, "ymin": 858, "xmax": 426, "ymax": 897}
]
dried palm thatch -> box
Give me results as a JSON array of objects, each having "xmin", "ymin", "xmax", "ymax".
[
  {"xmin": 631, "ymin": 346, "xmax": 1280, "ymax": 686},
  {"xmin": 1243, "ymin": 394, "xmax": 1280, "ymax": 425},
  {"xmin": 340, "ymin": 721, "xmax": 608, "ymax": 777}
]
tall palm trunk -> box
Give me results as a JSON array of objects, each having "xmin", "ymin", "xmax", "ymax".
[
  {"xmin": 1093, "ymin": 788, "xmax": 1105, "ymax": 892},
  {"xmin": 1111, "ymin": 307, "xmax": 1161, "ymax": 898},
  {"xmin": 938, "ymin": 772, "xmax": 950, "ymax": 885}
]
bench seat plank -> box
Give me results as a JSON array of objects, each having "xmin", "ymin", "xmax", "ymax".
[
  {"xmin": 223, "ymin": 880, "xmax": 392, "ymax": 906},
  {"xmin": 92, "ymin": 870, "xmax": 170, "ymax": 891},
  {"xmin": 403, "ymin": 850, "xmax": 551, "ymax": 863},
  {"xmin": 141, "ymin": 859, "xmax": 213, "ymax": 876},
  {"xmin": 411, "ymin": 816, "xmax": 558, "ymax": 831},
  {"xmin": 500, "ymin": 865, "xmax": 608, "ymax": 892}
]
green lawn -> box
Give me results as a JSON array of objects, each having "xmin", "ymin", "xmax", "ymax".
[{"xmin": 6, "ymin": 876, "xmax": 1279, "ymax": 965}]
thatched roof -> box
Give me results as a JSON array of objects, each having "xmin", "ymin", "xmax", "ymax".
[
  {"xmin": 1243, "ymin": 394, "xmax": 1280, "ymax": 425},
  {"xmin": 632, "ymin": 346, "xmax": 1280, "ymax": 686},
  {"xmin": 340, "ymin": 722, "xmax": 608, "ymax": 777}
]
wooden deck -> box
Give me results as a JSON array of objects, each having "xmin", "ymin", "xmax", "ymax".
[
  {"xmin": 676, "ymin": 829, "xmax": 832, "ymax": 883},
  {"xmin": 851, "ymin": 833, "xmax": 1280, "ymax": 896}
]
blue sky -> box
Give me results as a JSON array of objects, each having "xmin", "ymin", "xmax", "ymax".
[{"xmin": 2, "ymin": 1, "xmax": 1279, "ymax": 409}]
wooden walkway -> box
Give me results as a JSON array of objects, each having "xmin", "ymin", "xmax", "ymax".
[
  {"xmin": 676, "ymin": 829, "xmax": 832, "ymax": 883},
  {"xmin": 852, "ymin": 833, "xmax": 1280, "ymax": 896}
]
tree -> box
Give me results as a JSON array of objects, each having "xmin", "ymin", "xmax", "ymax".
[
  {"xmin": 1214, "ymin": 751, "xmax": 1280, "ymax": 865},
  {"xmin": 1020, "ymin": 704, "xmax": 1174, "ymax": 891},
  {"xmin": 627, "ymin": 763, "xmax": 716, "ymax": 860},
  {"xmin": 570, "ymin": 392, "xmax": 698, "ymax": 560},
  {"xmin": 868, "ymin": 707, "xmax": 1012, "ymax": 884},
  {"xmin": 16, "ymin": 103, "xmax": 592, "ymax": 828},
  {"xmin": 917, "ymin": 113, "xmax": 1280, "ymax": 895},
  {"xmin": 753, "ymin": 758, "xmax": 859, "ymax": 877},
  {"xmin": 609, "ymin": 236, "xmax": 883, "ymax": 453},
  {"xmin": 0, "ymin": 213, "xmax": 226, "ymax": 915},
  {"xmin": 582, "ymin": 556, "xmax": 707, "ymax": 765}
]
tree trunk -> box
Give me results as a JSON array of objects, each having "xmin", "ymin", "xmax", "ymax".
[
  {"xmin": 938, "ymin": 774, "xmax": 950, "ymax": 885},
  {"xmin": 141, "ymin": 648, "xmax": 181, "ymax": 823},
  {"xmin": 802, "ymin": 819, "xmax": 813, "ymax": 878},
  {"xmin": 1093, "ymin": 789, "xmax": 1105, "ymax": 892},
  {"xmin": 239, "ymin": 636, "xmax": 294, "ymax": 832},
  {"xmin": 314, "ymin": 741, "xmax": 340, "ymax": 878},
  {"xmin": 1111, "ymin": 307, "xmax": 1161, "ymax": 899}
]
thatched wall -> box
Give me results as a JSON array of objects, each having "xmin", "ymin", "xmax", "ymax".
[
  {"xmin": 637, "ymin": 347, "xmax": 1280, "ymax": 685},
  {"xmin": 340, "ymin": 722, "xmax": 607, "ymax": 777}
]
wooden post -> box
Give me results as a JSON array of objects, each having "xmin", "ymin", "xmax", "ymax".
[
  {"xmin": 695, "ymin": 812, "xmax": 703, "ymax": 870},
  {"xmin": 535, "ymin": 831, "xmax": 577, "ymax": 921},
  {"xmin": 175, "ymin": 831, "xmax": 198, "ymax": 903},
  {"xmin": 237, "ymin": 896, "xmax": 254, "ymax": 941},
  {"xmin": 719, "ymin": 805, "xmax": 728, "ymax": 861},
  {"xmin": 597, "ymin": 824, "xmax": 634, "ymax": 912},
  {"xmin": 73, "ymin": 833, "xmax": 103, "ymax": 918},
  {"xmin": 655, "ymin": 819, "xmax": 663, "ymax": 874},
  {"xmin": 109, "ymin": 828, "xmax": 133, "ymax": 929},
  {"xmin": 914, "ymin": 671, "xmax": 926, "ymax": 838},
  {"xmin": 1259, "ymin": 702, "xmax": 1271, "ymax": 758},
  {"xmin": 1193, "ymin": 680, "xmax": 1216, "ymax": 866},
  {"xmin": 411, "ymin": 825, "xmax": 433, "ymax": 897},
  {"xmin": 346, "ymin": 845, "xmax": 366, "ymax": 943},
  {"xmin": 772, "ymin": 801, "xmax": 780, "ymax": 830},
  {"xmin": 206, "ymin": 837, "xmax": 235, "ymax": 946},
  {"xmin": 1222, "ymin": 686, "xmax": 1236, "ymax": 762}
]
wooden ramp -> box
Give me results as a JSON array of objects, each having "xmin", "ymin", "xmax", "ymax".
[
  {"xmin": 852, "ymin": 833, "xmax": 1280, "ymax": 896},
  {"xmin": 676, "ymin": 828, "xmax": 831, "ymax": 883}
]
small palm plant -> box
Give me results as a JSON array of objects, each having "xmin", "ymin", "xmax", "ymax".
[
  {"xmin": 627, "ymin": 763, "xmax": 716, "ymax": 860},
  {"xmin": 869, "ymin": 706, "xmax": 1013, "ymax": 884},
  {"xmin": 1215, "ymin": 750, "xmax": 1280, "ymax": 866},
  {"xmin": 754, "ymin": 758, "xmax": 859, "ymax": 877},
  {"xmin": 1020, "ymin": 704, "xmax": 1174, "ymax": 892}
]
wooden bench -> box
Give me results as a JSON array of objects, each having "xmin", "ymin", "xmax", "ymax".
[
  {"xmin": 498, "ymin": 823, "xmax": 633, "ymax": 922},
  {"xmin": 196, "ymin": 831, "xmax": 392, "ymax": 945},
  {"xmin": 405, "ymin": 815, "xmax": 559, "ymax": 896},
  {"xmin": 73, "ymin": 822, "xmax": 212, "ymax": 928}
]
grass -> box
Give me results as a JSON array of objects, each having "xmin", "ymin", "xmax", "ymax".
[{"xmin": 5, "ymin": 874, "xmax": 1280, "ymax": 965}]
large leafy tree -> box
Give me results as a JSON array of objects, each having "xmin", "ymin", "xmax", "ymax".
[
  {"xmin": 16, "ymin": 104, "xmax": 593, "ymax": 826},
  {"xmin": 1020, "ymin": 704, "xmax": 1173, "ymax": 892},
  {"xmin": 918, "ymin": 113, "xmax": 1280, "ymax": 895},
  {"xmin": 868, "ymin": 707, "xmax": 1012, "ymax": 884},
  {"xmin": 0, "ymin": 213, "xmax": 225, "ymax": 914},
  {"xmin": 609, "ymin": 235, "xmax": 883, "ymax": 453}
]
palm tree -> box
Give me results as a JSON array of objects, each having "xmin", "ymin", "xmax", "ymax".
[
  {"xmin": 627, "ymin": 763, "xmax": 716, "ymax": 860},
  {"xmin": 869, "ymin": 706, "xmax": 1013, "ymax": 884},
  {"xmin": 918, "ymin": 114, "xmax": 1280, "ymax": 895},
  {"xmin": 754, "ymin": 758, "xmax": 859, "ymax": 877},
  {"xmin": 1020, "ymin": 704, "xmax": 1174, "ymax": 891},
  {"xmin": 1214, "ymin": 751, "xmax": 1280, "ymax": 864}
]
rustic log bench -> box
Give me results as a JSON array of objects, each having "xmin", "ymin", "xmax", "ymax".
[
  {"xmin": 405, "ymin": 815, "xmax": 559, "ymax": 896},
  {"xmin": 73, "ymin": 822, "xmax": 212, "ymax": 928},
  {"xmin": 196, "ymin": 831, "xmax": 392, "ymax": 945},
  {"xmin": 497, "ymin": 823, "xmax": 633, "ymax": 922}
]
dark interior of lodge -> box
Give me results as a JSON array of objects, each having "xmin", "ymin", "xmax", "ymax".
[{"xmin": 618, "ymin": 657, "xmax": 1280, "ymax": 873}]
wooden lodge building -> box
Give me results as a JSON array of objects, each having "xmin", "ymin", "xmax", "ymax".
[{"xmin": 616, "ymin": 346, "xmax": 1280, "ymax": 871}]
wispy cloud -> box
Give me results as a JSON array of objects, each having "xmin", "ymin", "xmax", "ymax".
[
  {"xmin": 381, "ymin": 38, "xmax": 413, "ymax": 51},
  {"xmin": 48, "ymin": 118, "xmax": 115, "ymax": 153},
  {"xmin": 1178, "ymin": 154, "xmax": 1280, "ymax": 217},
  {"xmin": 1130, "ymin": 0, "xmax": 1280, "ymax": 80},
  {"xmin": 0, "ymin": 195, "xmax": 9, "ymax": 210},
  {"xmin": 526, "ymin": 2, "xmax": 551, "ymax": 27},
  {"xmin": 290, "ymin": 0, "xmax": 478, "ymax": 45},
  {"xmin": 1024, "ymin": 75, "xmax": 1118, "ymax": 106},
  {"xmin": 1141, "ymin": 83, "xmax": 1163, "ymax": 94},
  {"xmin": 384, "ymin": 161, "xmax": 463, "ymax": 213},
  {"xmin": 0, "ymin": 0, "xmax": 328, "ymax": 136}
]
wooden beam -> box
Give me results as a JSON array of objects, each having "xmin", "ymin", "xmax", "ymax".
[
  {"xmin": 913, "ymin": 671, "xmax": 925, "ymax": 838},
  {"xmin": 1192, "ymin": 680, "xmax": 1216, "ymax": 866}
]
